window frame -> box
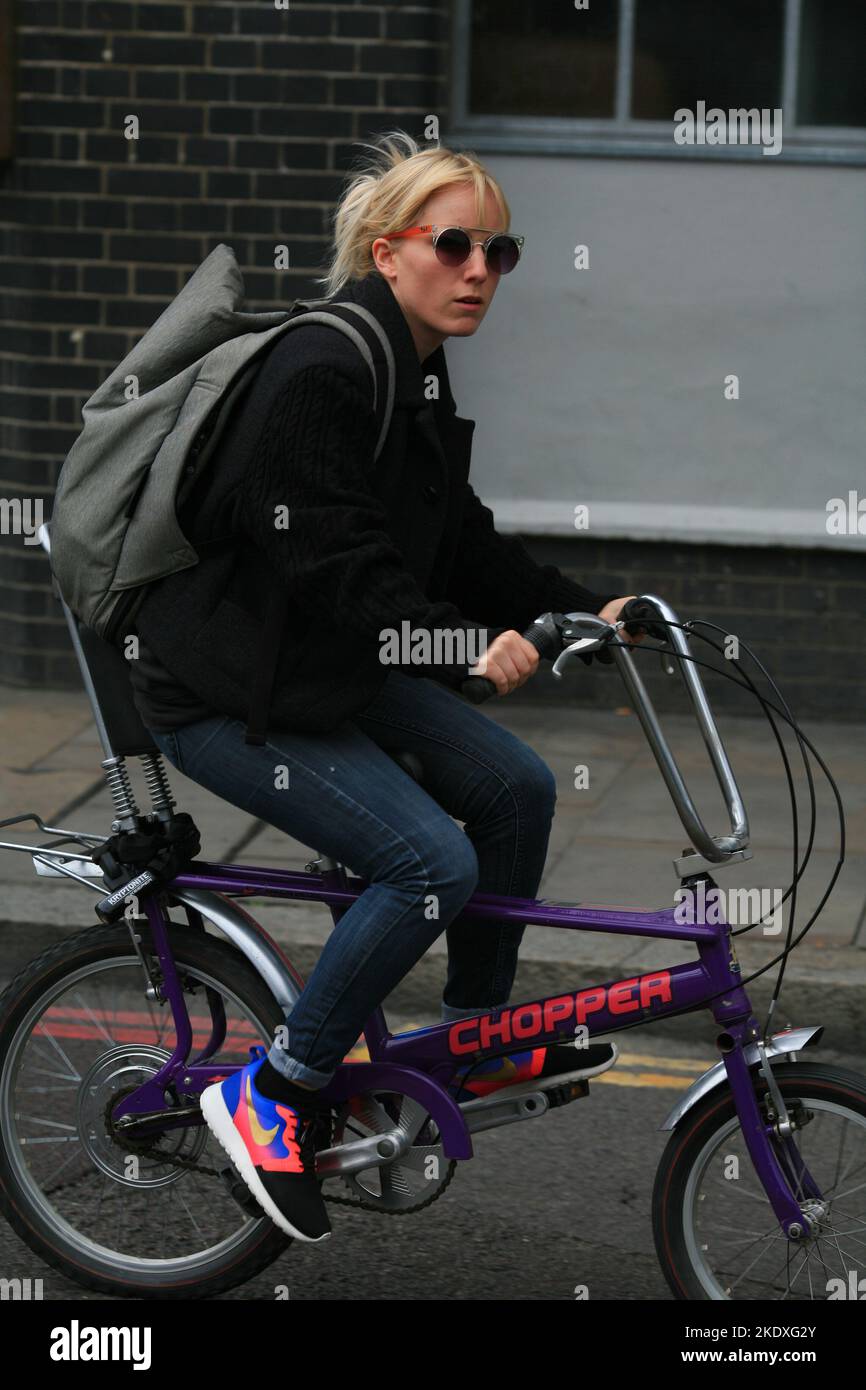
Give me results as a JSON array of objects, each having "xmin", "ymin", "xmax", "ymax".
[{"xmin": 449, "ymin": 0, "xmax": 866, "ymax": 167}]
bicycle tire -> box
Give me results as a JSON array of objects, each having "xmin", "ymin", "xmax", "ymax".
[
  {"xmin": 0, "ymin": 918, "xmax": 293, "ymax": 1300},
  {"xmin": 652, "ymin": 1060, "xmax": 866, "ymax": 1301}
]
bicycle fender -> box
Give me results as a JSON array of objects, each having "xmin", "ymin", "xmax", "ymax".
[{"xmin": 658, "ymin": 1026, "xmax": 824, "ymax": 1131}]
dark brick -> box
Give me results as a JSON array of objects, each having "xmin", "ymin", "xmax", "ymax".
[
  {"xmin": 385, "ymin": 10, "xmax": 446, "ymax": 43},
  {"xmin": 85, "ymin": 68, "xmax": 132, "ymax": 98},
  {"xmin": 206, "ymin": 170, "xmax": 251, "ymax": 199},
  {"xmin": 336, "ymin": 10, "xmax": 380, "ymax": 39},
  {"xmin": 18, "ymin": 32, "xmax": 107, "ymax": 63},
  {"xmin": 383, "ymin": 76, "xmax": 444, "ymax": 106},
  {"xmin": 82, "ymin": 264, "xmax": 129, "ymax": 294},
  {"xmin": 18, "ymin": 97, "xmax": 105, "ymax": 128},
  {"xmin": 105, "ymin": 297, "xmax": 168, "ymax": 326},
  {"xmin": 18, "ymin": 65, "xmax": 57, "ymax": 95},
  {"xmin": 239, "ymin": 6, "xmax": 330, "ymax": 37},
  {"xmin": 177, "ymin": 201, "xmax": 226, "ymax": 233},
  {"xmin": 359, "ymin": 43, "xmax": 439, "ymax": 75},
  {"xmin": 258, "ymin": 107, "xmax": 353, "ymax": 139},
  {"xmin": 208, "ymin": 106, "xmax": 256, "ymax": 135},
  {"xmin": 260, "ymin": 40, "xmax": 355, "ymax": 72},
  {"xmin": 112, "ymin": 36, "xmax": 205, "ymax": 64},
  {"xmin": 16, "ymin": 162, "xmax": 101, "ymax": 194},
  {"xmin": 184, "ymin": 72, "xmax": 232, "ymax": 102},
  {"xmin": 86, "ymin": 2, "xmax": 136, "ymax": 27},
  {"xmin": 332, "ymin": 76, "xmax": 379, "ymax": 106},
  {"xmin": 134, "ymin": 3, "xmax": 187, "ymax": 31},
  {"xmin": 129, "ymin": 199, "xmax": 180, "ymax": 231},
  {"xmin": 210, "ymin": 39, "xmax": 259, "ymax": 69},
  {"xmin": 82, "ymin": 329, "xmax": 131, "ymax": 358},
  {"xmin": 107, "ymin": 167, "xmax": 200, "ymax": 197},
  {"xmin": 0, "ymin": 324, "xmax": 54, "ymax": 354},
  {"xmin": 82, "ymin": 199, "xmax": 129, "ymax": 228},
  {"xmin": 109, "ymin": 233, "xmax": 199, "ymax": 263},
  {"xmin": 185, "ymin": 137, "xmax": 231, "ymax": 166},
  {"xmin": 235, "ymin": 139, "xmax": 282, "ymax": 170},
  {"xmin": 255, "ymin": 170, "xmax": 346, "ymax": 202},
  {"xmin": 108, "ymin": 102, "xmax": 203, "ymax": 135},
  {"xmin": 134, "ymin": 266, "xmax": 179, "ymax": 296},
  {"xmin": 4, "ymin": 229, "xmax": 104, "ymax": 259},
  {"xmin": 134, "ymin": 71, "xmax": 182, "ymax": 101},
  {"xmin": 234, "ymin": 72, "xmax": 328, "ymax": 104}
]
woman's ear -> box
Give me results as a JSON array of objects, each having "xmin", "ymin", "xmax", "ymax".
[{"xmin": 371, "ymin": 237, "xmax": 398, "ymax": 281}]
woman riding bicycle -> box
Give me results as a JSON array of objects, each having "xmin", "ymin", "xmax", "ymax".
[{"xmin": 131, "ymin": 130, "xmax": 645, "ymax": 1244}]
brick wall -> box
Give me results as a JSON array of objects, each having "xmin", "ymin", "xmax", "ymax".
[
  {"xmin": 1, "ymin": 0, "xmax": 861, "ymax": 721},
  {"xmin": 0, "ymin": 0, "xmax": 449, "ymax": 685}
]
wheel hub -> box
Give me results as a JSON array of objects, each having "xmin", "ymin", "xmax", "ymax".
[{"xmin": 77, "ymin": 1044, "xmax": 206, "ymax": 1188}]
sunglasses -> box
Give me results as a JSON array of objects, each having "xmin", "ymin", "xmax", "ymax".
[{"xmin": 385, "ymin": 224, "xmax": 525, "ymax": 275}]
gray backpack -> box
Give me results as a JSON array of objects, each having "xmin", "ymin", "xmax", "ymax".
[{"xmin": 48, "ymin": 242, "xmax": 396, "ymax": 738}]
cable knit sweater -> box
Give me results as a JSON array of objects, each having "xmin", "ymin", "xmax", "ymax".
[{"xmin": 131, "ymin": 290, "xmax": 618, "ymax": 737}]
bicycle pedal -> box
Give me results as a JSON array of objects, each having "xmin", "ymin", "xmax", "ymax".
[
  {"xmin": 545, "ymin": 1078, "xmax": 590, "ymax": 1109},
  {"xmin": 218, "ymin": 1161, "xmax": 261, "ymax": 1218}
]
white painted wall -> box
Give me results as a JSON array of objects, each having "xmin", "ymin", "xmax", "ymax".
[{"xmin": 446, "ymin": 155, "xmax": 866, "ymax": 551}]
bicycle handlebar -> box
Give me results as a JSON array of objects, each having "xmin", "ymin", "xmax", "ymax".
[{"xmin": 460, "ymin": 594, "xmax": 749, "ymax": 865}]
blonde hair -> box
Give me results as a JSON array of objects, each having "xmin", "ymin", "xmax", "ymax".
[{"xmin": 316, "ymin": 128, "xmax": 512, "ymax": 297}]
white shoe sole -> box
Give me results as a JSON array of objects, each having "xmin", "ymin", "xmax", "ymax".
[{"xmin": 200, "ymin": 1081, "xmax": 331, "ymax": 1243}]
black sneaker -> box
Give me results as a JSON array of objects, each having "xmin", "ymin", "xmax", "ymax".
[
  {"xmin": 449, "ymin": 1041, "xmax": 618, "ymax": 1102},
  {"xmin": 199, "ymin": 1047, "xmax": 331, "ymax": 1242}
]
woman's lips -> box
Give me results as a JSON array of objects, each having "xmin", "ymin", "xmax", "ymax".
[{"xmin": 455, "ymin": 298, "xmax": 482, "ymax": 310}]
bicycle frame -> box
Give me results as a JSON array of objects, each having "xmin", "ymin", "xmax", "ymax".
[
  {"xmin": 0, "ymin": 563, "xmax": 826, "ymax": 1245},
  {"xmin": 87, "ymin": 852, "xmax": 818, "ymax": 1242}
]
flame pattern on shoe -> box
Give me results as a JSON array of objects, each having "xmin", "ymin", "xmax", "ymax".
[{"xmin": 448, "ymin": 1047, "xmax": 547, "ymax": 1101}]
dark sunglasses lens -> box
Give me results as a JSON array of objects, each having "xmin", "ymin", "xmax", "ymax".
[
  {"xmin": 487, "ymin": 235, "xmax": 520, "ymax": 274},
  {"xmin": 434, "ymin": 228, "xmax": 472, "ymax": 266}
]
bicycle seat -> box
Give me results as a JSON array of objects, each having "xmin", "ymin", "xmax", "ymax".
[{"xmin": 390, "ymin": 750, "xmax": 426, "ymax": 786}]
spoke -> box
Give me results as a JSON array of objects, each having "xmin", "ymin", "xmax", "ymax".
[
  {"xmin": 18, "ymin": 1115, "xmax": 77, "ymax": 1132},
  {"xmin": 72, "ymin": 990, "xmax": 115, "ymax": 1047},
  {"xmin": 20, "ymin": 1134, "xmax": 80, "ymax": 1145},
  {"xmin": 832, "ymin": 1178, "xmax": 866, "ymax": 1204},
  {"xmin": 173, "ymin": 1183, "xmax": 207, "ymax": 1243},
  {"xmin": 33, "ymin": 1023, "xmax": 81, "ymax": 1082}
]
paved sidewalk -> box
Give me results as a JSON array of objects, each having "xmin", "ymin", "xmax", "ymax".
[{"xmin": 1, "ymin": 681, "xmax": 864, "ymax": 1051}]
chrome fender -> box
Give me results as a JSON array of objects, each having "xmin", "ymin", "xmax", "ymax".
[{"xmin": 659, "ymin": 1026, "xmax": 824, "ymax": 1131}]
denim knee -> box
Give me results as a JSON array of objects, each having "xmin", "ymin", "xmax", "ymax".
[{"xmin": 425, "ymin": 825, "xmax": 479, "ymax": 915}]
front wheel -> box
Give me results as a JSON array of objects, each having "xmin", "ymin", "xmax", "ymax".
[
  {"xmin": 653, "ymin": 1060, "xmax": 866, "ymax": 1300},
  {"xmin": 0, "ymin": 918, "xmax": 293, "ymax": 1299}
]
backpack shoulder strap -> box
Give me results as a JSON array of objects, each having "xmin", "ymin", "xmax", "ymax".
[{"xmin": 243, "ymin": 301, "xmax": 396, "ymax": 746}]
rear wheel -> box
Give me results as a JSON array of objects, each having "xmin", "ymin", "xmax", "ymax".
[
  {"xmin": 653, "ymin": 1061, "xmax": 866, "ymax": 1299},
  {"xmin": 0, "ymin": 919, "xmax": 293, "ymax": 1299}
]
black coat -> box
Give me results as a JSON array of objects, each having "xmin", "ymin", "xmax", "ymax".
[{"xmin": 134, "ymin": 268, "xmax": 615, "ymax": 738}]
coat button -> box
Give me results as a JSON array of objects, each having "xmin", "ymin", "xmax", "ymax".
[{"xmin": 422, "ymin": 483, "xmax": 439, "ymax": 503}]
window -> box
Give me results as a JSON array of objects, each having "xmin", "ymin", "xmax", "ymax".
[{"xmin": 451, "ymin": 0, "xmax": 866, "ymax": 164}]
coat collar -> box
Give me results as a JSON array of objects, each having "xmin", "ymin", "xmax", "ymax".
[{"xmin": 332, "ymin": 268, "xmax": 457, "ymax": 415}]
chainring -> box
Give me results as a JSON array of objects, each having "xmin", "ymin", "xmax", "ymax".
[{"xmin": 323, "ymin": 1089, "xmax": 456, "ymax": 1215}]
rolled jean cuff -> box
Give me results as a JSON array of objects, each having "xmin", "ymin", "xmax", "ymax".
[
  {"xmin": 266, "ymin": 1042, "xmax": 333, "ymax": 1090},
  {"xmin": 441, "ymin": 999, "xmax": 508, "ymax": 1023}
]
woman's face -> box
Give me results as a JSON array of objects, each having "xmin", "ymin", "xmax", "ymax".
[{"xmin": 371, "ymin": 183, "xmax": 509, "ymax": 362}]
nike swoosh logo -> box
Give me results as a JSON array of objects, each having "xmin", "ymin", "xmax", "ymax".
[{"xmin": 246, "ymin": 1074, "xmax": 279, "ymax": 1146}]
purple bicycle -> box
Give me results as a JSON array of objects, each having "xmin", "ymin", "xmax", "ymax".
[{"xmin": 0, "ymin": 530, "xmax": 861, "ymax": 1300}]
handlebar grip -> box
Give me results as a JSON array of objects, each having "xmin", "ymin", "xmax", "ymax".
[
  {"xmin": 619, "ymin": 597, "xmax": 669, "ymax": 642},
  {"xmin": 460, "ymin": 614, "xmax": 561, "ymax": 704}
]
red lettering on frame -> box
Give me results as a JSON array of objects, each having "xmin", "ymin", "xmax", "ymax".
[
  {"xmin": 542, "ymin": 994, "xmax": 574, "ymax": 1034},
  {"xmin": 639, "ymin": 971, "xmax": 673, "ymax": 1009},
  {"xmin": 608, "ymin": 978, "xmax": 640, "ymax": 1014},
  {"xmin": 448, "ymin": 1021, "xmax": 478, "ymax": 1056},
  {"xmin": 574, "ymin": 988, "xmax": 606, "ymax": 1024},
  {"xmin": 512, "ymin": 1003, "xmax": 543, "ymax": 1039},
  {"xmin": 480, "ymin": 1013, "xmax": 512, "ymax": 1049}
]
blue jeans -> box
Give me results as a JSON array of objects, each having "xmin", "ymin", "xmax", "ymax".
[{"xmin": 147, "ymin": 670, "xmax": 556, "ymax": 1087}]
